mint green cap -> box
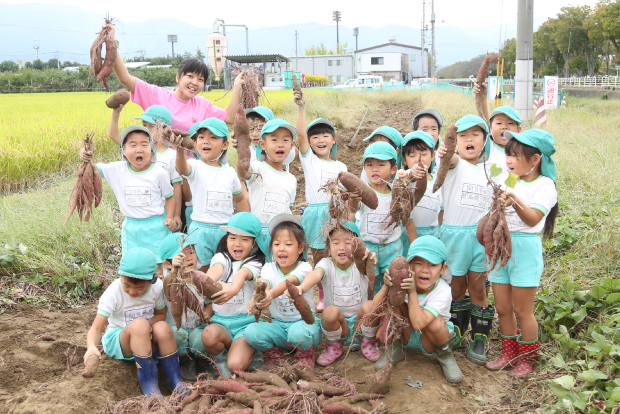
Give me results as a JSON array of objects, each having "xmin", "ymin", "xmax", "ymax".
[
  {"xmin": 118, "ymin": 247, "xmax": 158, "ymax": 280},
  {"xmin": 407, "ymin": 235, "xmax": 447, "ymax": 264},
  {"xmin": 135, "ymin": 105, "xmax": 172, "ymax": 125},
  {"xmin": 402, "ymin": 131, "xmax": 434, "ymax": 150},
  {"xmin": 343, "ymin": 221, "xmax": 360, "ymax": 237},
  {"xmin": 490, "ymin": 105, "xmax": 521, "ymax": 125},
  {"xmin": 199, "ymin": 118, "xmax": 229, "ymax": 141},
  {"xmin": 188, "ymin": 121, "xmax": 202, "ymax": 138},
  {"xmin": 504, "ymin": 129, "xmax": 557, "ymax": 182},
  {"xmin": 307, "ymin": 118, "xmax": 337, "ymax": 159},
  {"xmin": 257, "ymin": 119, "xmax": 297, "ymax": 160},
  {"xmin": 220, "ymin": 212, "xmax": 268, "ymax": 255},
  {"xmin": 245, "ymin": 106, "xmax": 275, "ymax": 121},
  {"xmin": 363, "ymin": 126, "xmax": 403, "ymax": 147},
  {"xmin": 325, "ymin": 220, "xmax": 361, "ymax": 239},
  {"xmin": 159, "ymin": 233, "xmax": 198, "ymax": 262},
  {"xmin": 362, "ymin": 141, "xmax": 397, "ymax": 163},
  {"xmin": 455, "ymin": 114, "xmax": 488, "ymax": 134}
]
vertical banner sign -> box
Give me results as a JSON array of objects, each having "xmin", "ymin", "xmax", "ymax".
[
  {"xmin": 486, "ymin": 76, "xmax": 504, "ymax": 100},
  {"xmin": 543, "ymin": 76, "xmax": 559, "ymax": 108},
  {"xmin": 206, "ymin": 32, "xmax": 227, "ymax": 81}
]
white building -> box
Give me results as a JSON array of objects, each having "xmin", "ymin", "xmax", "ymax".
[
  {"xmin": 355, "ymin": 38, "xmax": 428, "ymax": 81},
  {"xmin": 287, "ymin": 54, "xmax": 355, "ymax": 83}
]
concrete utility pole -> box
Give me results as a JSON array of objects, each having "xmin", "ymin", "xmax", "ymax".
[
  {"xmin": 515, "ymin": 0, "xmax": 534, "ymax": 120},
  {"xmin": 421, "ymin": 1, "xmax": 425, "ymax": 77},
  {"xmin": 33, "ymin": 38, "xmax": 39, "ymax": 60},
  {"xmin": 333, "ymin": 11, "xmax": 342, "ymax": 50},
  {"xmin": 353, "ymin": 27, "xmax": 359, "ymax": 51},
  {"xmin": 431, "ymin": 0, "xmax": 436, "ymax": 78},
  {"xmin": 295, "ymin": 30, "xmax": 298, "ymax": 71}
]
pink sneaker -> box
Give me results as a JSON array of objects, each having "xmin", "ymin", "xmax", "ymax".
[
  {"xmin": 316, "ymin": 288, "xmax": 325, "ymax": 312},
  {"xmin": 317, "ymin": 340, "xmax": 344, "ymax": 367},
  {"xmin": 261, "ymin": 346, "xmax": 286, "ymax": 368},
  {"xmin": 361, "ymin": 337, "xmax": 381, "ymax": 362},
  {"xmin": 295, "ymin": 347, "xmax": 316, "ymax": 368}
]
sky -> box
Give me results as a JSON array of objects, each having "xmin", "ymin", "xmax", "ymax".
[{"xmin": 1, "ymin": 0, "xmax": 602, "ymax": 30}]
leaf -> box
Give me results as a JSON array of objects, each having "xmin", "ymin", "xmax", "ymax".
[
  {"xmin": 571, "ymin": 308, "xmax": 587, "ymax": 323},
  {"xmin": 18, "ymin": 243, "xmax": 28, "ymax": 255},
  {"xmin": 490, "ymin": 164, "xmax": 503, "ymax": 178},
  {"xmin": 553, "ymin": 375, "xmax": 575, "ymax": 390},
  {"xmin": 588, "ymin": 286, "xmax": 607, "ymax": 300},
  {"xmin": 606, "ymin": 292, "xmax": 620, "ymax": 305},
  {"xmin": 550, "ymin": 354, "xmax": 566, "ymax": 369},
  {"xmin": 584, "ymin": 343, "xmax": 602, "ymax": 353},
  {"xmin": 474, "ymin": 395, "xmax": 484, "ymax": 404},
  {"xmin": 504, "ymin": 172, "xmax": 518, "ymax": 188},
  {"xmin": 549, "ymin": 382, "xmax": 571, "ymax": 398},
  {"xmin": 578, "ymin": 370, "xmax": 608, "ymax": 383}
]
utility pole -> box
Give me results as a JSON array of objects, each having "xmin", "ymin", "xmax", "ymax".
[
  {"xmin": 332, "ymin": 11, "xmax": 341, "ymax": 51},
  {"xmin": 33, "ymin": 38, "xmax": 39, "ymax": 60},
  {"xmin": 421, "ymin": 1, "xmax": 425, "ymax": 77},
  {"xmin": 353, "ymin": 27, "xmax": 359, "ymax": 51},
  {"xmin": 295, "ymin": 30, "xmax": 298, "ymax": 71},
  {"xmin": 515, "ymin": 0, "xmax": 534, "ymax": 120},
  {"xmin": 168, "ymin": 35, "xmax": 177, "ymax": 58},
  {"xmin": 431, "ymin": 0, "xmax": 436, "ymax": 79},
  {"xmin": 56, "ymin": 51, "xmax": 60, "ymax": 69}
]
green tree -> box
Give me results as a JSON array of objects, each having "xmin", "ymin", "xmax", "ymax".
[
  {"xmin": 595, "ymin": 0, "xmax": 620, "ymax": 57},
  {"xmin": 196, "ymin": 48, "xmax": 206, "ymax": 61},
  {"xmin": 0, "ymin": 60, "xmax": 19, "ymax": 72},
  {"xmin": 305, "ymin": 44, "xmax": 329, "ymax": 55},
  {"xmin": 47, "ymin": 58, "xmax": 60, "ymax": 70},
  {"xmin": 499, "ymin": 38, "xmax": 516, "ymax": 76},
  {"xmin": 32, "ymin": 60, "xmax": 44, "ymax": 70}
]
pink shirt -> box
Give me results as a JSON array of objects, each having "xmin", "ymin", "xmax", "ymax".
[{"xmin": 131, "ymin": 78, "xmax": 227, "ymax": 133}]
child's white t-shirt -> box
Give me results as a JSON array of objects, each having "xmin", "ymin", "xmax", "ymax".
[
  {"xmin": 405, "ymin": 278, "xmax": 452, "ymax": 322},
  {"xmin": 484, "ymin": 141, "xmax": 510, "ymax": 199},
  {"xmin": 246, "ymin": 161, "xmax": 297, "ymax": 226},
  {"xmin": 409, "ymin": 174, "xmax": 443, "ymax": 227},
  {"xmin": 358, "ymin": 187, "xmax": 402, "ymax": 244},
  {"xmin": 97, "ymin": 278, "xmax": 166, "ymax": 332},
  {"xmin": 505, "ymin": 176, "xmax": 557, "ymax": 234},
  {"xmin": 299, "ymin": 149, "xmax": 347, "ymax": 204},
  {"xmin": 97, "ymin": 161, "xmax": 174, "ymax": 219},
  {"xmin": 316, "ymin": 258, "xmax": 368, "ymax": 318},
  {"xmin": 184, "ymin": 159, "xmax": 242, "ymax": 225},
  {"xmin": 210, "ymin": 253, "xmax": 262, "ymax": 316},
  {"xmin": 260, "ymin": 261, "xmax": 314, "ymax": 322},
  {"xmin": 156, "ymin": 148, "xmax": 182, "ymax": 185},
  {"xmin": 441, "ymin": 159, "xmax": 489, "ymax": 225}
]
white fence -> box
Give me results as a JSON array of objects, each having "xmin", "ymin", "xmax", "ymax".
[{"xmin": 434, "ymin": 77, "xmax": 619, "ymax": 88}]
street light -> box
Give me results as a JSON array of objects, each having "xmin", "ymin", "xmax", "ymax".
[
  {"xmin": 353, "ymin": 27, "xmax": 359, "ymax": 51},
  {"xmin": 332, "ymin": 11, "xmax": 341, "ymax": 51},
  {"xmin": 168, "ymin": 35, "xmax": 177, "ymax": 58}
]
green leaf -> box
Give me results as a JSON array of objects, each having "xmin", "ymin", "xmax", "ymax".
[
  {"xmin": 553, "ymin": 375, "xmax": 575, "ymax": 390},
  {"xmin": 584, "ymin": 343, "xmax": 602, "ymax": 353},
  {"xmin": 18, "ymin": 243, "xmax": 28, "ymax": 255},
  {"xmin": 578, "ymin": 370, "xmax": 608, "ymax": 383},
  {"xmin": 549, "ymin": 382, "xmax": 571, "ymax": 398},
  {"xmin": 490, "ymin": 164, "xmax": 503, "ymax": 178},
  {"xmin": 607, "ymin": 387, "xmax": 620, "ymax": 400},
  {"xmin": 571, "ymin": 308, "xmax": 587, "ymax": 323},
  {"xmin": 606, "ymin": 293, "xmax": 620, "ymax": 305},
  {"xmin": 588, "ymin": 286, "xmax": 607, "ymax": 300},
  {"xmin": 504, "ymin": 172, "xmax": 518, "ymax": 188},
  {"xmin": 474, "ymin": 395, "xmax": 483, "ymax": 404},
  {"xmin": 550, "ymin": 354, "xmax": 566, "ymax": 369}
]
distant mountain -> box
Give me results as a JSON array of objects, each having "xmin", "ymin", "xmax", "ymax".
[{"xmin": 0, "ymin": 3, "xmax": 545, "ymax": 69}]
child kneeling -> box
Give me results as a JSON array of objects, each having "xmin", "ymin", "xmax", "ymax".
[{"xmin": 84, "ymin": 248, "xmax": 188, "ymax": 396}]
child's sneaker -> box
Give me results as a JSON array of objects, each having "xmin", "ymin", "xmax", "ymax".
[
  {"xmin": 317, "ymin": 340, "xmax": 344, "ymax": 366},
  {"xmin": 361, "ymin": 337, "xmax": 381, "ymax": 362},
  {"xmin": 295, "ymin": 347, "xmax": 316, "ymax": 368}
]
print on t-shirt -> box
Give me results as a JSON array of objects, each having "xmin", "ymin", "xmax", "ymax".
[
  {"xmin": 333, "ymin": 284, "xmax": 362, "ymax": 308},
  {"xmin": 206, "ymin": 191, "xmax": 234, "ymax": 213},
  {"xmin": 263, "ymin": 192, "xmax": 288, "ymax": 215},
  {"xmin": 125, "ymin": 186, "xmax": 152, "ymax": 207},
  {"xmin": 417, "ymin": 193, "xmax": 441, "ymax": 212},
  {"xmin": 124, "ymin": 305, "xmax": 155, "ymax": 325},
  {"xmin": 459, "ymin": 183, "xmax": 487, "ymax": 211},
  {"xmin": 366, "ymin": 212, "xmax": 391, "ymax": 237},
  {"xmin": 275, "ymin": 296, "xmax": 296, "ymax": 316}
]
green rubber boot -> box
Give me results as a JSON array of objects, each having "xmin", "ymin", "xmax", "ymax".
[
  {"xmin": 433, "ymin": 332, "xmax": 463, "ymax": 383},
  {"xmin": 449, "ymin": 298, "xmax": 471, "ymax": 349},
  {"xmin": 178, "ymin": 353, "xmax": 197, "ymax": 382},
  {"xmin": 466, "ymin": 304, "xmax": 495, "ymax": 365},
  {"xmin": 374, "ymin": 339, "xmax": 405, "ymax": 371}
]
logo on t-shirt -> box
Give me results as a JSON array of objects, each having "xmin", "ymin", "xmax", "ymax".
[
  {"xmin": 458, "ymin": 183, "xmax": 487, "ymax": 211},
  {"xmin": 333, "ymin": 284, "xmax": 362, "ymax": 308},
  {"xmin": 125, "ymin": 186, "xmax": 152, "ymax": 207},
  {"xmin": 123, "ymin": 305, "xmax": 155, "ymax": 325}
]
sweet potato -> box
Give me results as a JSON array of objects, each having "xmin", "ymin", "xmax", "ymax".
[
  {"xmin": 285, "ymin": 279, "xmax": 315, "ymax": 325},
  {"xmin": 170, "ymin": 281, "xmax": 184, "ymax": 330},
  {"xmin": 258, "ymin": 389, "xmax": 289, "ymax": 398},
  {"xmin": 191, "ymin": 270, "xmax": 223, "ymax": 300},
  {"xmin": 334, "ymin": 393, "xmax": 385, "ymax": 404},
  {"xmin": 218, "ymin": 409, "xmax": 252, "ymax": 414},
  {"xmin": 388, "ymin": 256, "xmax": 410, "ymax": 308},
  {"xmin": 105, "ymin": 89, "xmax": 130, "ymax": 109},
  {"xmin": 234, "ymin": 104, "xmax": 252, "ymax": 171},
  {"xmin": 233, "ymin": 370, "xmax": 291, "ymax": 390},
  {"xmin": 433, "ymin": 124, "xmax": 457, "ymax": 193},
  {"xmin": 387, "ymin": 175, "xmax": 414, "ymax": 228},
  {"xmin": 297, "ymin": 380, "xmax": 347, "ymax": 396},
  {"xmin": 338, "ymin": 172, "xmax": 378, "ymax": 210},
  {"xmin": 96, "ymin": 22, "xmax": 117, "ymax": 92},
  {"xmin": 251, "ymin": 280, "xmax": 267, "ymax": 323},
  {"xmin": 182, "ymin": 284, "xmax": 208, "ymax": 323},
  {"xmin": 253, "ymin": 401, "xmax": 262, "ymax": 414},
  {"xmin": 292, "ymin": 73, "xmax": 302, "ymax": 94},
  {"xmin": 351, "ymin": 238, "xmax": 367, "ymax": 276},
  {"xmin": 370, "ymin": 362, "xmax": 392, "ymax": 394},
  {"xmin": 225, "ymin": 391, "xmax": 259, "ymax": 407},
  {"xmin": 68, "ymin": 133, "xmax": 101, "ymax": 222},
  {"xmin": 162, "ymin": 127, "xmax": 196, "ymax": 151},
  {"xmin": 82, "ymin": 355, "xmax": 99, "ymax": 378},
  {"xmin": 322, "ymin": 403, "xmax": 368, "ymax": 414},
  {"xmin": 211, "ymin": 381, "xmax": 250, "ymax": 394},
  {"xmin": 293, "ymin": 364, "xmax": 317, "ymax": 382},
  {"xmin": 476, "ymin": 214, "xmax": 489, "ymax": 245},
  {"xmin": 477, "ymin": 52, "xmax": 491, "ymax": 87},
  {"xmin": 414, "ymin": 155, "xmax": 427, "ymax": 205}
]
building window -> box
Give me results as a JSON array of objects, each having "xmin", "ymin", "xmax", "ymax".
[
  {"xmin": 371, "ymin": 57, "xmax": 384, "ymax": 65},
  {"xmin": 337, "ymin": 75, "xmax": 345, "ymax": 82},
  {"xmin": 328, "ymin": 60, "xmax": 344, "ymax": 66}
]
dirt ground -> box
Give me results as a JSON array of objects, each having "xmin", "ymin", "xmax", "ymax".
[{"xmin": 0, "ymin": 101, "xmax": 514, "ymax": 413}]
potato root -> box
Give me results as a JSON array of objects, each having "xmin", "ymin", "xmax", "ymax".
[
  {"xmin": 338, "ymin": 172, "xmax": 378, "ymax": 209},
  {"xmin": 370, "ymin": 362, "xmax": 393, "ymax": 394},
  {"xmin": 433, "ymin": 124, "xmax": 457, "ymax": 193},
  {"xmin": 234, "ymin": 104, "xmax": 252, "ymax": 171},
  {"xmin": 233, "ymin": 370, "xmax": 291, "ymax": 390},
  {"xmin": 285, "ymin": 279, "xmax": 315, "ymax": 325},
  {"xmin": 297, "ymin": 380, "xmax": 347, "ymax": 396},
  {"xmin": 82, "ymin": 355, "xmax": 99, "ymax": 378},
  {"xmin": 387, "ymin": 256, "xmax": 410, "ymax": 308},
  {"xmin": 105, "ymin": 89, "xmax": 130, "ymax": 109}
]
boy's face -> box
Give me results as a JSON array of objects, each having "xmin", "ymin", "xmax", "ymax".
[
  {"xmin": 123, "ymin": 132, "xmax": 152, "ymax": 171},
  {"xmin": 369, "ymin": 135, "xmax": 400, "ymax": 154},
  {"xmin": 227, "ymin": 233, "xmax": 255, "ymax": 261},
  {"xmin": 408, "ymin": 256, "xmax": 447, "ymax": 293},
  {"xmin": 120, "ymin": 275, "xmax": 153, "ymax": 298},
  {"xmin": 328, "ymin": 229, "xmax": 355, "ymax": 268},
  {"xmin": 163, "ymin": 245, "xmax": 198, "ymax": 273},
  {"xmin": 196, "ymin": 129, "xmax": 228, "ymax": 161},
  {"xmin": 175, "ymin": 71, "xmax": 204, "ymax": 99},
  {"xmin": 456, "ymin": 126, "xmax": 485, "ymax": 163},
  {"xmin": 259, "ymin": 128, "xmax": 294, "ymax": 163},
  {"xmin": 272, "ymin": 229, "xmax": 304, "ymax": 268},
  {"xmin": 416, "ymin": 116, "xmax": 440, "ymax": 144},
  {"xmin": 309, "ymin": 131, "xmax": 336, "ymax": 159},
  {"xmin": 248, "ymin": 117, "xmax": 266, "ymax": 146},
  {"xmin": 364, "ymin": 158, "xmax": 397, "ymax": 184},
  {"xmin": 491, "ymin": 114, "xmax": 521, "ymax": 147},
  {"xmin": 403, "ymin": 144, "xmax": 434, "ymax": 172}
]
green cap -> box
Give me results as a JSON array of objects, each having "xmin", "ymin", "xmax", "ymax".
[
  {"xmin": 402, "ymin": 131, "xmax": 435, "ymax": 150},
  {"xmin": 412, "ymin": 108, "xmax": 443, "ymax": 130},
  {"xmin": 363, "ymin": 126, "xmax": 403, "ymax": 147},
  {"xmin": 220, "ymin": 212, "xmax": 268, "ymax": 256},
  {"xmin": 159, "ymin": 233, "xmax": 198, "ymax": 262},
  {"xmin": 490, "ymin": 106, "xmax": 521, "ymax": 125},
  {"xmin": 268, "ymin": 213, "xmax": 308, "ymax": 261},
  {"xmin": 342, "ymin": 221, "xmax": 360, "ymax": 237},
  {"xmin": 244, "ymin": 106, "xmax": 275, "ymax": 121},
  {"xmin": 407, "ymin": 235, "xmax": 447, "ymax": 264},
  {"xmin": 362, "ymin": 141, "xmax": 398, "ymax": 163},
  {"xmin": 324, "ymin": 220, "xmax": 361, "ymax": 239},
  {"xmin": 188, "ymin": 121, "xmax": 202, "ymax": 138},
  {"xmin": 257, "ymin": 119, "xmax": 297, "ymax": 160},
  {"xmin": 120, "ymin": 125, "xmax": 156, "ymax": 163},
  {"xmin": 307, "ymin": 118, "xmax": 337, "ymax": 159},
  {"xmin": 504, "ymin": 129, "xmax": 557, "ymax": 182},
  {"xmin": 118, "ymin": 247, "xmax": 158, "ymax": 280},
  {"xmin": 199, "ymin": 118, "xmax": 229, "ymax": 141},
  {"xmin": 135, "ymin": 105, "xmax": 172, "ymax": 125},
  {"xmin": 455, "ymin": 114, "xmax": 488, "ymax": 134}
]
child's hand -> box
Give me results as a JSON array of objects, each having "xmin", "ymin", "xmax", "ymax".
[
  {"xmin": 202, "ymin": 305, "xmax": 214, "ymax": 323},
  {"xmin": 410, "ymin": 163, "xmax": 427, "ymax": 181},
  {"xmin": 294, "ymin": 90, "xmax": 305, "ymax": 107},
  {"xmin": 113, "ymin": 104, "xmax": 124, "ymax": 113},
  {"xmin": 349, "ymin": 189, "xmax": 362, "ymax": 205},
  {"xmin": 401, "ymin": 269, "xmax": 416, "ymax": 293},
  {"xmin": 284, "ymin": 285, "xmax": 303, "ymax": 299},
  {"xmin": 83, "ymin": 346, "xmax": 101, "ymax": 364},
  {"xmin": 437, "ymin": 142, "xmax": 448, "ymax": 159},
  {"xmin": 473, "ymin": 81, "xmax": 487, "ymax": 96},
  {"xmin": 80, "ymin": 148, "xmax": 93, "ymax": 163},
  {"xmin": 499, "ymin": 190, "xmax": 516, "ymax": 208},
  {"xmin": 383, "ymin": 270, "xmax": 393, "ymax": 287},
  {"xmin": 396, "ymin": 169, "xmax": 408, "ymax": 180},
  {"xmin": 234, "ymin": 73, "xmax": 245, "ymax": 88},
  {"xmin": 169, "ymin": 132, "xmax": 185, "ymax": 148},
  {"xmin": 172, "ymin": 252, "xmax": 186, "ymax": 268},
  {"xmin": 246, "ymin": 298, "xmax": 258, "ymax": 315},
  {"xmin": 211, "ymin": 283, "xmax": 239, "ymax": 305},
  {"xmin": 256, "ymin": 290, "xmax": 273, "ymax": 310},
  {"xmin": 173, "ymin": 216, "xmax": 183, "ymax": 232},
  {"xmin": 362, "ymin": 249, "xmax": 378, "ymax": 265},
  {"xmin": 230, "ymin": 137, "xmax": 238, "ymax": 149},
  {"xmin": 164, "ymin": 218, "xmax": 177, "ymax": 231}
]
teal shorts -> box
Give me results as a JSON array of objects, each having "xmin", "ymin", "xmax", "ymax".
[
  {"xmin": 300, "ymin": 203, "xmax": 329, "ymax": 249},
  {"xmin": 488, "ymin": 232, "xmax": 543, "ymax": 287},
  {"xmin": 261, "ymin": 226, "xmax": 271, "ymax": 263},
  {"xmin": 406, "ymin": 321, "xmax": 454, "ymax": 355},
  {"xmin": 185, "ymin": 206, "xmax": 194, "ymax": 231},
  {"xmin": 343, "ymin": 315, "xmax": 358, "ymax": 346},
  {"xmin": 245, "ymin": 318, "xmax": 322, "ymax": 352},
  {"xmin": 121, "ymin": 214, "xmax": 171, "ymax": 264},
  {"xmin": 400, "ymin": 231, "xmax": 410, "ymax": 257},
  {"xmin": 102, "ymin": 327, "xmax": 133, "ymax": 361},
  {"xmin": 440, "ymin": 223, "xmax": 487, "ymax": 277},
  {"xmin": 189, "ymin": 221, "xmax": 227, "ymax": 267},
  {"xmin": 417, "ymin": 225, "xmax": 440, "ymax": 238},
  {"xmin": 365, "ymin": 239, "xmax": 402, "ymax": 294},
  {"xmin": 211, "ymin": 313, "xmax": 258, "ymax": 342}
]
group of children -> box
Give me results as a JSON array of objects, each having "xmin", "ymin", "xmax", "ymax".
[{"xmin": 83, "ymin": 45, "xmax": 559, "ymax": 396}]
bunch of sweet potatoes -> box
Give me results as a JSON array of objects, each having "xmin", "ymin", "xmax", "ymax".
[
  {"xmin": 89, "ymin": 16, "xmax": 116, "ymax": 92},
  {"xmin": 477, "ymin": 185, "xmax": 512, "ymax": 270},
  {"xmin": 67, "ymin": 133, "xmax": 102, "ymax": 222}
]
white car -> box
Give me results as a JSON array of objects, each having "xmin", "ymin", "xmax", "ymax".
[{"xmin": 333, "ymin": 75, "xmax": 383, "ymax": 90}]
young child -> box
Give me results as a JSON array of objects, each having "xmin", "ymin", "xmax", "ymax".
[
  {"xmin": 437, "ymin": 114, "xmax": 495, "ymax": 364},
  {"xmin": 292, "ymin": 222, "xmax": 374, "ymax": 366},
  {"xmin": 486, "ymin": 129, "xmax": 558, "ymax": 376},
  {"xmin": 411, "ymin": 109, "xmax": 443, "ymax": 177},
  {"xmin": 360, "ymin": 126, "xmax": 402, "ymax": 183},
  {"xmin": 235, "ymin": 119, "xmax": 298, "ymax": 249},
  {"xmin": 84, "ymin": 248, "xmax": 187, "ymax": 396},
  {"xmin": 245, "ymin": 106, "xmax": 274, "ymax": 164},
  {"xmin": 109, "ymin": 104, "xmax": 184, "ymax": 231},
  {"xmin": 361, "ymin": 236, "xmax": 463, "ymax": 383},
  {"xmin": 181, "ymin": 121, "xmax": 205, "ymax": 232},
  {"xmin": 350, "ymin": 142, "xmax": 407, "ymax": 295},
  {"xmin": 244, "ymin": 214, "xmax": 321, "ymax": 368},
  {"xmin": 160, "ymin": 232, "xmax": 209, "ymax": 382},
  {"xmin": 80, "ymin": 126, "xmax": 176, "ymax": 264},
  {"xmin": 172, "ymin": 118, "xmax": 250, "ymax": 272},
  {"xmin": 198, "ymin": 212, "xmax": 267, "ymax": 377}
]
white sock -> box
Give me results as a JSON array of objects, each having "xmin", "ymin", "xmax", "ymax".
[
  {"xmin": 361, "ymin": 324, "xmax": 379, "ymax": 339},
  {"xmin": 322, "ymin": 326, "xmax": 343, "ymax": 342}
]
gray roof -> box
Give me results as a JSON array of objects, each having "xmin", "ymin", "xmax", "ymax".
[
  {"xmin": 355, "ymin": 43, "xmax": 428, "ymax": 53},
  {"xmin": 225, "ymin": 54, "xmax": 290, "ymax": 63}
]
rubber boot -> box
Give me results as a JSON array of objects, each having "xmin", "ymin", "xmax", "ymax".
[
  {"xmin": 212, "ymin": 349, "xmax": 231, "ymax": 379},
  {"xmin": 317, "ymin": 339, "xmax": 345, "ymax": 366},
  {"xmin": 509, "ymin": 338, "xmax": 539, "ymax": 377},
  {"xmin": 157, "ymin": 351, "xmax": 189, "ymax": 397},
  {"xmin": 295, "ymin": 347, "xmax": 316, "ymax": 368},
  {"xmin": 317, "ymin": 288, "xmax": 325, "ymax": 312},
  {"xmin": 361, "ymin": 336, "xmax": 381, "ymax": 362},
  {"xmin": 449, "ymin": 298, "xmax": 471, "ymax": 349},
  {"xmin": 262, "ymin": 345, "xmax": 287, "ymax": 368},
  {"xmin": 433, "ymin": 332, "xmax": 463, "ymax": 383},
  {"xmin": 247, "ymin": 351, "xmax": 264, "ymax": 371},
  {"xmin": 374, "ymin": 339, "xmax": 405, "ymax": 371},
  {"xmin": 178, "ymin": 353, "xmax": 197, "ymax": 382},
  {"xmin": 485, "ymin": 332, "xmax": 520, "ymax": 371},
  {"xmin": 134, "ymin": 351, "xmax": 161, "ymax": 396},
  {"xmin": 196, "ymin": 357, "xmax": 220, "ymax": 378},
  {"xmin": 466, "ymin": 304, "xmax": 495, "ymax": 365}
]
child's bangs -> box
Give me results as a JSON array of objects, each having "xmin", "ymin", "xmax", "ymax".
[
  {"xmin": 505, "ymin": 138, "xmax": 540, "ymax": 160},
  {"xmin": 403, "ymin": 139, "xmax": 432, "ymax": 156},
  {"xmin": 178, "ymin": 59, "xmax": 209, "ymax": 81},
  {"xmin": 271, "ymin": 222, "xmax": 305, "ymax": 246},
  {"xmin": 308, "ymin": 124, "xmax": 335, "ymax": 138}
]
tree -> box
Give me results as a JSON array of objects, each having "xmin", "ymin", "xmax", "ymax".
[
  {"xmin": 0, "ymin": 60, "xmax": 19, "ymax": 72},
  {"xmin": 596, "ymin": 0, "xmax": 620, "ymax": 57},
  {"xmin": 499, "ymin": 38, "xmax": 516, "ymax": 76},
  {"xmin": 32, "ymin": 60, "xmax": 45, "ymax": 70},
  {"xmin": 47, "ymin": 58, "xmax": 60, "ymax": 70},
  {"xmin": 305, "ymin": 44, "xmax": 329, "ymax": 55},
  {"xmin": 24, "ymin": 62, "xmax": 33, "ymax": 69},
  {"xmin": 196, "ymin": 48, "xmax": 205, "ymax": 61}
]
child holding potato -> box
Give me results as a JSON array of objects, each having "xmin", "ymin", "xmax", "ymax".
[{"xmin": 359, "ymin": 126, "xmax": 403, "ymax": 183}]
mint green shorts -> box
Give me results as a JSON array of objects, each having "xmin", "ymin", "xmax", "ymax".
[
  {"xmin": 189, "ymin": 221, "xmax": 226, "ymax": 266},
  {"xmin": 261, "ymin": 226, "xmax": 271, "ymax": 263},
  {"xmin": 365, "ymin": 239, "xmax": 402, "ymax": 294},
  {"xmin": 122, "ymin": 214, "xmax": 171, "ymax": 264},
  {"xmin": 301, "ymin": 203, "xmax": 329, "ymax": 249},
  {"xmin": 102, "ymin": 327, "xmax": 133, "ymax": 361},
  {"xmin": 185, "ymin": 206, "xmax": 194, "ymax": 231},
  {"xmin": 488, "ymin": 232, "xmax": 543, "ymax": 287},
  {"xmin": 440, "ymin": 223, "xmax": 487, "ymax": 277},
  {"xmin": 400, "ymin": 231, "xmax": 410, "ymax": 257},
  {"xmin": 406, "ymin": 321, "xmax": 454, "ymax": 355},
  {"xmin": 211, "ymin": 313, "xmax": 258, "ymax": 342},
  {"xmin": 245, "ymin": 318, "xmax": 322, "ymax": 352},
  {"xmin": 343, "ymin": 315, "xmax": 358, "ymax": 346},
  {"xmin": 417, "ymin": 225, "xmax": 440, "ymax": 238}
]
